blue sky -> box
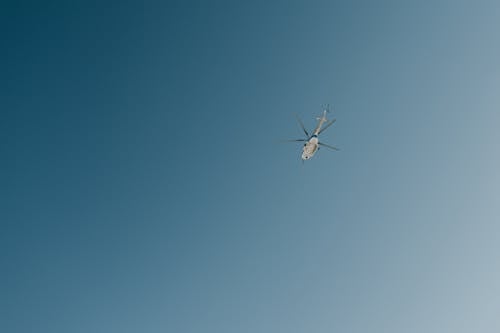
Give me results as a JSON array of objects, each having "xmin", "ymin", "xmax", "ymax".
[{"xmin": 2, "ymin": 1, "xmax": 500, "ymax": 332}]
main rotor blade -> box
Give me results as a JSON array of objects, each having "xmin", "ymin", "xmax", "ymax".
[
  {"xmin": 294, "ymin": 113, "xmax": 309, "ymax": 137},
  {"xmin": 282, "ymin": 139, "xmax": 307, "ymax": 142},
  {"xmin": 318, "ymin": 118, "xmax": 336, "ymax": 134},
  {"xmin": 318, "ymin": 142, "xmax": 340, "ymax": 151}
]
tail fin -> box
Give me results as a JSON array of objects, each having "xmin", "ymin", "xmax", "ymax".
[{"xmin": 316, "ymin": 110, "xmax": 328, "ymax": 121}]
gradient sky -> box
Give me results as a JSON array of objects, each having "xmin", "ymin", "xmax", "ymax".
[{"xmin": 2, "ymin": 1, "xmax": 500, "ymax": 332}]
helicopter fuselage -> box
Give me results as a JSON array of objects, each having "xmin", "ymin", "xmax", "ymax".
[{"xmin": 302, "ymin": 135, "xmax": 319, "ymax": 160}]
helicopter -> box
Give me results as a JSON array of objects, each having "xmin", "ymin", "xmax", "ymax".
[{"xmin": 287, "ymin": 109, "xmax": 339, "ymax": 161}]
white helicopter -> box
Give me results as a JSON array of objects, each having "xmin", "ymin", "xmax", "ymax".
[{"xmin": 287, "ymin": 109, "xmax": 339, "ymax": 161}]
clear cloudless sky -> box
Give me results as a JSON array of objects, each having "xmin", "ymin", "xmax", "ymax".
[{"xmin": 2, "ymin": 1, "xmax": 500, "ymax": 332}]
